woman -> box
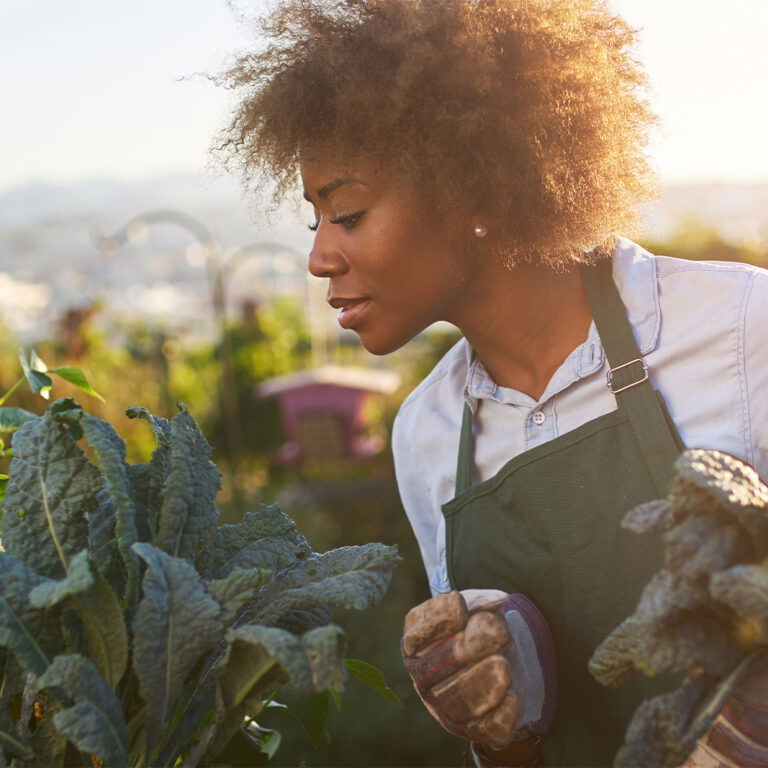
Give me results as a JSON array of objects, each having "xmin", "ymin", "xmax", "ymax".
[{"xmin": 216, "ymin": 0, "xmax": 768, "ymax": 764}]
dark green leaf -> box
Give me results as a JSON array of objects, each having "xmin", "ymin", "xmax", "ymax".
[
  {"xmin": 29, "ymin": 550, "xmax": 128, "ymax": 688},
  {"xmin": 710, "ymin": 564, "xmax": 768, "ymax": 641},
  {"xmin": 588, "ymin": 618, "xmax": 643, "ymax": 687},
  {"xmin": 0, "ymin": 553, "xmax": 62, "ymax": 676},
  {"xmin": 78, "ymin": 412, "xmax": 140, "ymax": 606},
  {"xmin": 616, "ymin": 673, "xmax": 714, "ymax": 768},
  {"xmin": 246, "ymin": 543, "xmax": 400, "ymax": 627},
  {"xmin": 126, "ymin": 463, "xmax": 154, "ymax": 542},
  {"xmin": 38, "ymin": 654, "xmax": 128, "ymax": 767},
  {"xmin": 49, "ymin": 367, "xmax": 104, "ymax": 403},
  {"xmin": 0, "ymin": 655, "xmax": 34, "ymax": 763},
  {"xmin": 154, "ymin": 406, "xmax": 221, "ymax": 560},
  {"xmin": 218, "ymin": 624, "xmax": 344, "ymax": 709},
  {"xmin": 206, "ymin": 567, "xmax": 273, "ymax": 625},
  {"xmin": 0, "ymin": 409, "xmax": 37, "ymax": 435},
  {"xmin": 28, "ymin": 708, "xmax": 66, "ymax": 768},
  {"xmin": 669, "ymin": 450, "xmax": 768, "ymax": 546},
  {"xmin": 2, "ymin": 410, "xmax": 98, "ymax": 578},
  {"xmin": 131, "ymin": 542, "xmax": 223, "ymax": 757},
  {"xmin": 637, "ymin": 612, "xmax": 741, "ymax": 679},
  {"xmin": 277, "ymin": 683, "xmax": 330, "ymax": 746},
  {"xmin": 217, "ymin": 628, "xmax": 291, "ymax": 709},
  {"xmin": 196, "ymin": 504, "xmax": 311, "ymax": 579},
  {"xmin": 86, "ymin": 489, "xmax": 122, "ymax": 591},
  {"xmin": 633, "ymin": 570, "xmax": 709, "ymax": 629},
  {"xmin": 207, "ymin": 720, "xmax": 277, "ymax": 767},
  {"xmin": 0, "ymin": 723, "xmax": 33, "ymax": 764},
  {"xmin": 344, "ymin": 659, "xmax": 402, "ymax": 708},
  {"xmin": 622, "ymin": 499, "xmax": 681, "ymax": 535},
  {"xmin": 153, "ymin": 675, "xmax": 217, "ymax": 768},
  {"xmin": 663, "ymin": 515, "xmax": 751, "ymax": 577},
  {"xmin": 125, "ymin": 406, "xmax": 171, "ymax": 540}
]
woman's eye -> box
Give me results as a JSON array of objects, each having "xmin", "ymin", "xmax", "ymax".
[
  {"xmin": 308, "ymin": 221, "xmax": 319, "ymax": 232},
  {"xmin": 330, "ymin": 210, "xmax": 367, "ymax": 230}
]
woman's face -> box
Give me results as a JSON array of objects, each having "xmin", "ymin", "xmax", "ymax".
[{"xmin": 300, "ymin": 153, "xmax": 473, "ymax": 355}]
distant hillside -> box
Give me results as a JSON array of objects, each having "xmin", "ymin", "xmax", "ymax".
[
  {"xmin": 0, "ymin": 176, "xmax": 766, "ymax": 341},
  {"xmin": 644, "ymin": 183, "xmax": 768, "ymax": 244}
]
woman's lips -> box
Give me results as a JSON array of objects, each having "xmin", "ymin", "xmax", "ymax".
[{"xmin": 337, "ymin": 298, "xmax": 371, "ymax": 329}]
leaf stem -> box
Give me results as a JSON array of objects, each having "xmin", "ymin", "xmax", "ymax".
[
  {"xmin": 0, "ymin": 378, "xmax": 24, "ymax": 407},
  {"xmin": 38, "ymin": 467, "xmax": 69, "ymax": 573},
  {"xmin": 678, "ymin": 650, "xmax": 767, "ymax": 761}
]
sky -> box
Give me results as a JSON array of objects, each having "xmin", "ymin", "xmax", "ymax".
[{"xmin": 2, "ymin": 0, "xmax": 767, "ymax": 193}]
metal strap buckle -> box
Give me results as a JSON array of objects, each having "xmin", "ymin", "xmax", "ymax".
[{"xmin": 606, "ymin": 358, "xmax": 648, "ymax": 394}]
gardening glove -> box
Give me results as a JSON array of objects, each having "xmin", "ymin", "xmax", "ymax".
[
  {"xmin": 681, "ymin": 657, "xmax": 768, "ymax": 767},
  {"xmin": 401, "ymin": 589, "xmax": 557, "ymax": 751}
]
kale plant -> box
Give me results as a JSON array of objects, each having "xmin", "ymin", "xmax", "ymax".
[
  {"xmin": 0, "ymin": 398, "xmax": 400, "ymax": 767},
  {"xmin": 589, "ymin": 449, "xmax": 768, "ymax": 767}
]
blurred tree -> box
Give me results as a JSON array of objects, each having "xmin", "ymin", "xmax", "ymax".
[{"xmin": 639, "ymin": 216, "xmax": 767, "ymax": 267}]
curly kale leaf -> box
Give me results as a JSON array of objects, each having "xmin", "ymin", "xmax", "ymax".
[
  {"xmin": 0, "ymin": 553, "xmax": 62, "ymax": 676},
  {"xmin": 663, "ymin": 515, "xmax": 752, "ymax": 578},
  {"xmin": 131, "ymin": 542, "xmax": 223, "ymax": 757},
  {"xmin": 710, "ymin": 564, "xmax": 768, "ymax": 643},
  {"xmin": 591, "ymin": 597, "xmax": 740, "ymax": 686},
  {"xmin": 622, "ymin": 500, "xmax": 680, "ymax": 535},
  {"xmin": 29, "ymin": 550, "xmax": 128, "ymax": 688},
  {"xmin": 1, "ymin": 409, "xmax": 98, "ymax": 578},
  {"xmin": 126, "ymin": 405, "xmax": 172, "ymax": 539},
  {"xmin": 633, "ymin": 612, "xmax": 743, "ymax": 679},
  {"xmin": 243, "ymin": 543, "xmax": 401, "ymax": 628},
  {"xmin": 38, "ymin": 654, "xmax": 128, "ymax": 768},
  {"xmin": 153, "ymin": 406, "xmax": 221, "ymax": 560},
  {"xmin": 86, "ymin": 487, "xmax": 123, "ymax": 593},
  {"xmin": 589, "ymin": 618, "xmax": 644, "ymax": 687},
  {"xmin": 205, "ymin": 566, "xmax": 274, "ymax": 625},
  {"xmin": 669, "ymin": 450, "xmax": 768, "ymax": 549},
  {"xmin": 616, "ymin": 673, "xmax": 714, "ymax": 768},
  {"xmin": 0, "ymin": 656, "xmax": 34, "ymax": 763},
  {"xmin": 53, "ymin": 404, "xmax": 142, "ymax": 607},
  {"xmin": 633, "ymin": 570, "xmax": 710, "ymax": 629},
  {"xmin": 217, "ymin": 624, "xmax": 345, "ymax": 710},
  {"xmin": 196, "ymin": 503, "xmax": 311, "ymax": 580}
]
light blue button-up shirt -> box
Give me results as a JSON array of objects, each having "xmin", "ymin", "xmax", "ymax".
[{"xmin": 392, "ymin": 238, "xmax": 768, "ymax": 595}]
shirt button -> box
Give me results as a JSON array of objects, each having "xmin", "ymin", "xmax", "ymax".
[{"xmin": 532, "ymin": 410, "xmax": 546, "ymax": 425}]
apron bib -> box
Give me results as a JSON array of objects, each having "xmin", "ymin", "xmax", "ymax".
[{"xmin": 441, "ymin": 259, "xmax": 685, "ymax": 767}]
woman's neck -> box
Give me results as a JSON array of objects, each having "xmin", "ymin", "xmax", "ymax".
[{"xmin": 449, "ymin": 259, "xmax": 594, "ymax": 401}]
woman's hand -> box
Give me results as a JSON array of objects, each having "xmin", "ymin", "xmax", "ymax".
[
  {"xmin": 682, "ymin": 659, "xmax": 768, "ymax": 767},
  {"xmin": 401, "ymin": 590, "xmax": 557, "ymax": 751}
]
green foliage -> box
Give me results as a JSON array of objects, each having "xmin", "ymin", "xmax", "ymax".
[
  {"xmin": 344, "ymin": 659, "xmax": 403, "ymax": 708},
  {"xmin": 0, "ymin": 399, "xmax": 399, "ymax": 767},
  {"xmin": 590, "ymin": 449, "xmax": 768, "ymax": 767}
]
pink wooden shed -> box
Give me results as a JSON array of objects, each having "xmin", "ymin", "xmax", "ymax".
[{"xmin": 256, "ymin": 365, "xmax": 401, "ymax": 465}]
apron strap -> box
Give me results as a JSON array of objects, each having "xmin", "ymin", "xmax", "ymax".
[
  {"xmin": 456, "ymin": 401, "xmax": 473, "ymax": 496},
  {"xmin": 580, "ymin": 257, "xmax": 682, "ymax": 494},
  {"xmin": 454, "ymin": 256, "xmax": 682, "ymax": 498}
]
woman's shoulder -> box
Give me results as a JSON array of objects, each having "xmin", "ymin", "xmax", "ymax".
[{"xmin": 614, "ymin": 237, "xmax": 768, "ymax": 342}]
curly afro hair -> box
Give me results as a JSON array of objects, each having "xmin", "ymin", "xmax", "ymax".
[{"xmin": 214, "ymin": 0, "xmax": 658, "ymax": 267}]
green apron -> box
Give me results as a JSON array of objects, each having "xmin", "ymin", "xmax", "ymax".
[{"xmin": 442, "ymin": 258, "xmax": 685, "ymax": 767}]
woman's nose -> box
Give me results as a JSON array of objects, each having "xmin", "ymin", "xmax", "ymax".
[{"xmin": 307, "ymin": 229, "xmax": 349, "ymax": 278}]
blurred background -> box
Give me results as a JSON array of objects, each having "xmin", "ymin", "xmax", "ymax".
[{"xmin": 1, "ymin": 1, "xmax": 767, "ymax": 765}]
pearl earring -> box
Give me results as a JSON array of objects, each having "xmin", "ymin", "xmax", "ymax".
[{"xmin": 473, "ymin": 225, "xmax": 488, "ymax": 238}]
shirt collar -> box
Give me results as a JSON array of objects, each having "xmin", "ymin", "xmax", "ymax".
[{"xmin": 462, "ymin": 237, "xmax": 661, "ymax": 410}]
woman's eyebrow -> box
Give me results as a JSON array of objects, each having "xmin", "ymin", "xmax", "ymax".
[{"xmin": 303, "ymin": 176, "xmax": 367, "ymax": 202}]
